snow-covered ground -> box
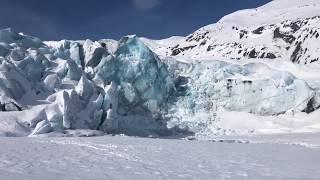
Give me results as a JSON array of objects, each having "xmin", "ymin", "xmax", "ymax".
[{"xmin": 0, "ymin": 134, "xmax": 319, "ymax": 180}]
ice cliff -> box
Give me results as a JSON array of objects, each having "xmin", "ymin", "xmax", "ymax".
[{"xmin": 0, "ymin": 28, "xmax": 319, "ymax": 137}]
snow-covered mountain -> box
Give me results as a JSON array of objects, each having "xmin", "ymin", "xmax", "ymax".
[
  {"xmin": 143, "ymin": 0, "xmax": 320, "ymax": 64},
  {"xmin": 0, "ymin": 0, "xmax": 320, "ymax": 138}
]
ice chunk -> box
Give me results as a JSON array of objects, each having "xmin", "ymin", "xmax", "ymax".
[
  {"xmin": 103, "ymin": 81, "xmax": 119, "ymax": 110},
  {"xmin": 30, "ymin": 120, "xmax": 52, "ymax": 135},
  {"xmin": 56, "ymin": 90, "xmax": 81, "ymax": 129},
  {"xmin": 83, "ymin": 39, "xmax": 107, "ymax": 67},
  {"xmin": 8, "ymin": 48, "xmax": 25, "ymax": 61},
  {"xmin": 66, "ymin": 60, "xmax": 82, "ymax": 81},
  {"xmin": 98, "ymin": 39, "xmax": 119, "ymax": 54},
  {"xmin": 93, "ymin": 55, "xmax": 116, "ymax": 87},
  {"xmin": 43, "ymin": 74, "xmax": 61, "ymax": 92},
  {"xmin": 83, "ymin": 94, "xmax": 104, "ymax": 129},
  {"xmin": 46, "ymin": 104, "xmax": 63, "ymax": 131},
  {"xmin": 61, "ymin": 91, "xmax": 72, "ymax": 129},
  {"xmin": 100, "ymin": 108, "xmax": 118, "ymax": 132},
  {"xmin": 75, "ymin": 75, "xmax": 95, "ymax": 103},
  {"xmin": 0, "ymin": 60, "xmax": 30, "ymax": 99},
  {"xmin": 69, "ymin": 42, "xmax": 83, "ymax": 67},
  {"xmin": 54, "ymin": 87, "xmax": 105, "ymax": 130},
  {"xmin": 4, "ymin": 102, "xmax": 22, "ymax": 111},
  {"xmin": 113, "ymin": 36, "xmax": 174, "ymax": 114}
]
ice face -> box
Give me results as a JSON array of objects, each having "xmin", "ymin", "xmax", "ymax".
[
  {"xmin": 164, "ymin": 59, "xmax": 319, "ymax": 135},
  {"xmin": 69, "ymin": 42, "xmax": 82, "ymax": 67},
  {"xmin": 43, "ymin": 74, "xmax": 61, "ymax": 92},
  {"xmin": 92, "ymin": 36, "xmax": 174, "ymax": 117},
  {"xmin": 0, "ymin": 28, "xmax": 319, "ymax": 137},
  {"xmin": 0, "ymin": 58, "xmax": 30, "ymax": 100},
  {"xmin": 75, "ymin": 75, "xmax": 95, "ymax": 103},
  {"xmin": 113, "ymin": 36, "xmax": 174, "ymax": 115},
  {"xmin": 83, "ymin": 39, "xmax": 108, "ymax": 67}
]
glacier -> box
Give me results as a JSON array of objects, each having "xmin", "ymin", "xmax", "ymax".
[
  {"xmin": 164, "ymin": 58, "xmax": 320, "ymax": 135},
  {"xmin": 0, "ymin": 28, "xmax": 319, "ymax": 137},
  {"xmin": 1, "ymin": 1, "xmax": 320, "ymax": 179}
]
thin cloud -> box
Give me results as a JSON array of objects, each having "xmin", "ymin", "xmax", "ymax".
[{"xmin": 132, "ymin": 0, "xmax": 160, "ymax": 11}]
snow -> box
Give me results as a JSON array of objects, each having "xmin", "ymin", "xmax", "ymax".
[
  {"xmin": 216, "ymin": 109, "xmax": 320, "ymax": 135},
  {"xmin": 0, "ymin": 134, "xmax": 319, "ymax": 180},
  {"xmin": 142, "ymin": 0, "xmax": 320, "ymax": 65},
  {"xmin": 141, "ymin": 36, "xmax": 185, "ymax": 58},
  {"xmin": 219, "ymin": 0, "xmax": 320, "ymax": 27}
]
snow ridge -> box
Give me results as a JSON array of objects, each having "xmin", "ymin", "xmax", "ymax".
[{"xmin": 142, "ymin": 0, "xmax": 320, "ymax": 64}]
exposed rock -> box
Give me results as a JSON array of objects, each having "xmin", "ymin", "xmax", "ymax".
[{"xmin": 252, "ymin": 26, "xmax": 264, "ymax": 34}]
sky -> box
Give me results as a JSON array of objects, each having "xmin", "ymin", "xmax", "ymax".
[{"xmin": 0, "ymin": 0, "xmax": 271, "ymax": 41}]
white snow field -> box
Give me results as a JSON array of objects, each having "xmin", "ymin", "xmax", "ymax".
[{"xmin": 0, "ymin": 134, "xmax": 320, "ymax": 180}]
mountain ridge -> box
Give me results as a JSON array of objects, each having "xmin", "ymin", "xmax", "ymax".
[{"xmin": 141, "ymin": 0, "xmax": 320, "ymax": 64}]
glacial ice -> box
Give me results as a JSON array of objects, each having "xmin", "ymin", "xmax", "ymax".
[
  {"xmin": 83, "ymin": 39, "xmax": 108, "ymax": 67},
  {"xmin": 30, "ymin": 120, "xmax": 52, "ymax": 135},
  {"xmin": 164, "ymin": 59, "xmax": 320, "ymax": 134},
  {"xmin": 43, "ymin": 74, "xmax": 61, "ymax": 92},
  {"xmin": 113, "ymin": 36, "xmax": 174, "ymax": 115},
  {"xmin": 0, "ymin": 28, "xmax": 43, "ymax": 49},
  {"xmin": 0, "ymin": 28, "xmax": 319, "ymax": 136}
]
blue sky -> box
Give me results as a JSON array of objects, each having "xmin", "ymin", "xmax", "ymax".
[{"xmin": 0, "ymin": 0, "xmax": 270, "ymax": 40}]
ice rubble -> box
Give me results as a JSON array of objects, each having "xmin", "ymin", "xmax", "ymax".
[
  {"xmin": 164, "ymin": 58, "xmax": 320, "ymax": 134},
  {"xmin": 0, "ymin": 28, "xmax": 319, "ymax": 137}
]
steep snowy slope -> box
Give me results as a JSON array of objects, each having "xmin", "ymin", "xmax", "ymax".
[{"xmin": 142, "ymin": 0, "xmax": 320, "ymax": 64}]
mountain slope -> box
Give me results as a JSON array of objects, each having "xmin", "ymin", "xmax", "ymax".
[{"xmin": 142, "ymin": 0, "xmax": 320, "ymax": 64}]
